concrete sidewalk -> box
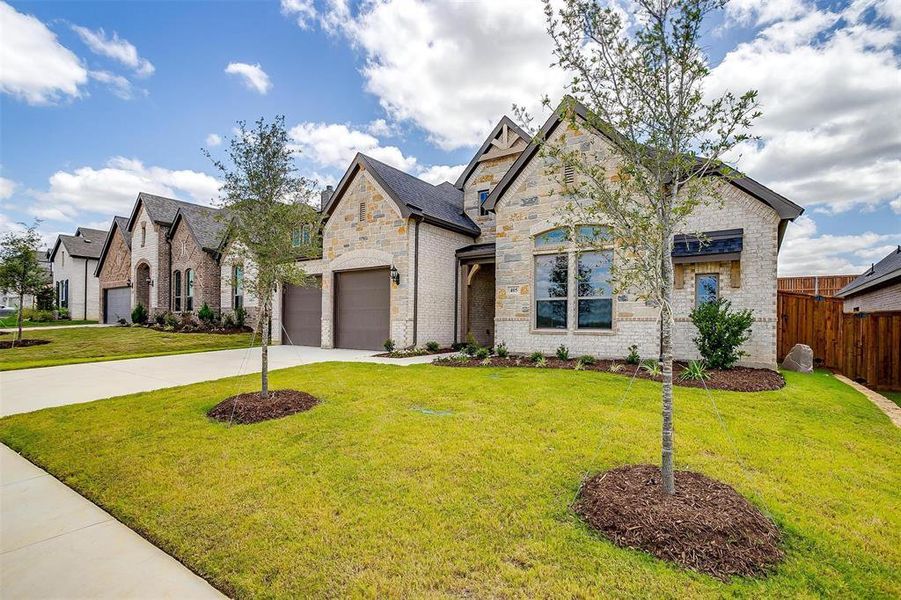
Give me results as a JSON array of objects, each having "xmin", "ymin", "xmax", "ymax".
[
  {"xmin": 0, "ymin": 345, "xmax": 436, "ymax": 417},
  {"xmin": 0, "ymin": 444, "xmax": 224, "ymax": 599}
]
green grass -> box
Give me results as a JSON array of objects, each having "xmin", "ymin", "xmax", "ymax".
[
  {"xmin": 0, "ymin": 326, "xmax": 256, "ymax": 370},
  {"xmin": 0, "ymin": 315, "xmax": 97, "ymax": 328},
  {"xmin": 1, "ymin": 366, "xmax": 898, "ymax": 598},
  {"xmin": 880, "ymin": 390, "xmax": 901, "ymax": 407}
]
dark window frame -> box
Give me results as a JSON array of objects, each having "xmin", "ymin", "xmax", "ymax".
[
  {"xmin": 185, "ymin": 269, "xmax": 194, "ymax": 312},
  {"xmin": 173, "ymin": 270, "xmax": 182, "ymax": 312},
  {"xmin": 695, "ymin": 273, "xmax": 720, "ymax": 307},
  {"xmin": 478, "ymin": 189, "xmax": 490, "ymax": 217},
  {"xmin": 233, "ymin": 265, "xmax": 244, "ymax": 310}
]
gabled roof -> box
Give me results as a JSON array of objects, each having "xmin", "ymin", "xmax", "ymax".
[
  {"xmin": 454, "ymin": 116, "xmax": 531, "ymax": 190},
  {"xmin": 836, "ymin": 245, "xmax": 901, "ymax": 298},
  {"xmin": 483, "ymin": 97, "xmax": 804, "ymax": 223},
  {"xmin": 49, "ymin": 226, "xmax": 108, "ymax": 262},
  {"xmin": 167, "ymin": 203, "xmax": 229, "ymax": 254},
  {"xmin": 126, "ymin": 192, "xmax": 209, "ymax": 231},
  {"xmin": 323, "ymin": 153, "xmax": 480, "ymax": 237},
  {"xmin": 93, "ymin": 216, "xmax": 132, "ymax": 277}
]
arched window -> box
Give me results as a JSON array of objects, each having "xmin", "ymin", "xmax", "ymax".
[
  {"xmin": 185, "ymin": 269, "xmax": 194, "ymax": 312},
  {"xmin": 173, "ymin": 270, "xmax": 182, "ymax": 312}
]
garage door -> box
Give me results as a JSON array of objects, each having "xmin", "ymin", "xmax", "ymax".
[
  {"xmin": 282, "ymin": 277, "xmax": 322, "ymax": 346},
  {"xmin": 104, "ymin": 287, "xmax": 131, "ymax": 324},
  {"xmin": 335, "ymin": 268, "xmax": 390, "ymax": 351}
]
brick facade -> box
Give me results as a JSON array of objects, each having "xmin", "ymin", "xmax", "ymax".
[
  {"xmin": 843, "ymin": 281, "xmax": 901, "ymax": 313},
  {"xmin": 169, "ymin": 219, "xmax": 221, "ymax": 314},
  {"xmin": 128, "ymin": 204, "xmax": 171, "ymax": 315}
]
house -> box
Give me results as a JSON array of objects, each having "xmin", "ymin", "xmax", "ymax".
[
  {"xmin": 272, "ymin": 98, "xmax": 804, "ymax": 368},
  {"xmin": 836, "ymin": 245, "xmax": 901, "ymax": 313},
  {"xmin": 49, "ymin": 227, "xmax": 107, "ymax": 320},
  {"xmin": 123, "ymin": 192, "xmax": 225, "ymax": 317},
  {"xmin": 94, "ymin": 216, "xmax": 132, "ymax": 323}
]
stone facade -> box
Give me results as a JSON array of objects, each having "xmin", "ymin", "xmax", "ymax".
[
  {"xmin": 462, "ymin": 152, "xmax": 522, "ymax": 244},
  {"xmin": 97, "ymin": 228, "xmax": 131, "ymax": 321},
  {"xmin": 492, "ymin": 122, "xmax": 781, "ymax": 368},
  {"xmin": 169, "ymin": 219, "xmax": 221, "ymax": 314},
  {"xmin": 843, "ymin": 281, "xmax": 901, "ymax": 313}
]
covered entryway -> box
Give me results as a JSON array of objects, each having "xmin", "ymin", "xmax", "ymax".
[
  {"xmin": 104, "ymin": 287, "xmax": 132, "ymax": 324},
  {"xmin": 334, "ymin": 268, "xmax": 390, "ymax": 351},
  {"xmin": 457, "ymin": 243, "xmax": 496, "ymax": 348},
  {"xmin": 134, "ymin": 262, "xmax": 150, "ymax": 309},
  {"xmin": 282, "ymin": 277, "xmax": 322, "ymax": 346}
]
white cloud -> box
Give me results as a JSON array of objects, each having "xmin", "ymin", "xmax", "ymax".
[
  {"xmin": 318, "ymin": 0, "xmax": 566, "ymax": 150},
  {"xmin": 416, "ymin": 164, "xmax": 465, "ymax": 186},
  {"xmin": 366, "ymin": 118, "xmax": 396, "ymax": 137},
  {"xmin": 711, "ymin": 0, "xmax": 901, "ymax": 214},
  {"xmin": 290, "ymin": 121, "xmax": 417, "ymax": 171},
  {"xmin": 891, "ymin": 197, "xmax": 901, "ymax": 215},
  {"xmin": 27, "ymin": 157, "xmax": 220, "ymax": 222},
  {"xmin": 70, "ymin": 25, "xmax": 154, "ymax": 77},
  {"xmin": 0, "ymin": 1, "xmax": 88, "ymax": 105},
  {"xmin": 778, "ymin": 215, "xmax": 901, "ymax": 275},
  {"xmin": 206, "ymin": 133, "xmax": 222, "ymax": 147},
  {"xmin": 224, "ymin": 62, "xmax": 271, "ymax": 94},
  {"xmin": 89, "ymin": 70, "xmax": 135, "ymax": 100},
  {"xmin": 281, "ymin": 0, "xmax": 317, "ymax": 29},
  {"xmin": 0, "ymin": 177, "xmax": 16, "ymax": 200}
]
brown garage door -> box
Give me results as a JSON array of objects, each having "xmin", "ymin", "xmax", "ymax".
[
  {"xmin": 335, "ymin": 268, "xmax": 390, "ymax": 351},
  {"xmin": 282, "ymin": 277, "xmax": 322, "ymax": 346}
]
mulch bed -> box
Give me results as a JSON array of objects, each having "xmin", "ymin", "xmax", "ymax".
[
  {"xmin": 0, "ymin": 339, "xmax": 51, "ymax": 350},
  {"xmin": 374, "ymin": 348, "xmax": 455, "ymax": 358},
  {"xmin": 433, "ymin": 356, "xmax": 785, "ymax": 392},
  {"xmin": 145, "ymin": 325, "xmax": 253, "ymax": 335},
  {"xmin": 574, "ymin": 465, "xmax": 783, "ymax": 580},
  {"xmin": 207, "ymin": 390, "xmax": 320, "ymax": 424}
]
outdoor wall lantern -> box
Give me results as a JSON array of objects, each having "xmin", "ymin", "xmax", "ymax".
[{"xmin": 390, "ymin": 265, "xmax": 400, "ymax": 285}]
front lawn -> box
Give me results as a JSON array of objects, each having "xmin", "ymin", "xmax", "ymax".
[
  {"xmin": 0, "ymin": 315, "xmax": 97, "ymax": 328},
  {"xmin": 0, "ymin": 366, "xmax": 897, "ymax": 597},
  {"xmin": 0, "ymin": 326, "xmax": 256, "ymax": 370}
]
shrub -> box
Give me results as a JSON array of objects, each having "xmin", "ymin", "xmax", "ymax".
[
  {"xmin": 689, "ymin": 298, "xmax": 754, "ymax": 369},
  {"xmin": 495, "ymin": 342, "xmax": 509, "ymax": 358},
  {"xmin": 480, "ymin": 357, "xmax": 492, "ymax": 366},
  {"xmin": 573, "ymin": 360, "xmax": 584, "ymax": 371},
  {"xmin": 626, "ymin": 344, "xmax": 640, "ymax": 365},
  {"xmin": 234, "ymin": 307, "xmax": 247, "ymax": 328},
  {"xmin": 535, "ymin": 355, "xmax": 548, "ymax": 368},
  {"xmin": 464, "ymin": 331, "xmax": 479, "ymax": 355},
  {"xmin": 164, "ymin": 312, "xmax": 179, "ymax": 328},
  {"xmin": 22, "ymin": 308, "xmax": 54, "ymax": 322},
  {"xmin": 578, "ymin": 354, "xmax": 596, "ymax": 366},
  {"xmin": 384, "ymin": 339, "xmax": 396, "ymax": 352},
  {"xmin": 131, "ymin": 303, "xmax": 148, "ymax": 324},
  {"xmin": 451, "ymin": 341, "xmax": 466, "ymax": 352},
  {"xmin": 641, "ymin": 359, "xmax": 662, "ymax": 377},
  {"xmin": 117, "ymin": 318, "xmax": 127, "ymax": 325},
  {"xmin": 57, "ymin": 307, "xmax": 70, "ymax": 320},
  {"xmin": 223, "ymin": 312, "xmax": 236, "ymax": 328},
  {"xmin": 425, "ymin": 341, "xmax": 440, "ymax": 352},
  {"xmin": 198, "ymin": 302, "xmax": 215, "ymax": 323},
  {"xmin": 556, "ymin": 344, "xmax": 570, "ymax": 360},
  {"xmin": 529, "ymin": 351, "xmax": 544, "ymax": 364},
  {"xmin": 475, "ymin": 346, "xmax": 490, "ymax": 360},
  {"xmin": 155, "ymin": 312, "xmax": 166, "ymax": 326},
  {"xmin": 680, "ymin": 360, "xmax": 711, "ymax": 381},
  {"xmin": 608, "ymin": 361, "xmax": 624, "ymax": 373}
]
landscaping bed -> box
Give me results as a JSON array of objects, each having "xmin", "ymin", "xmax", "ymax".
[
  {"xmin": 207, "ymin": 390, "xmax": 320, "ymax": 424},
  {"xmin": 434, "ymin": 356, "xmax": 785, "ymax": 392},
  {"xmin": 141, "ymin": 323, "xmax": 253, "ymax": 335},
  {"xmin": 574, "ymin": 465, "xmax": 783, "ymax": 580},
  {"xmin": 0, "ymin": 338, "xmax": 50, "ymax": 350},
  {"xmin": 374, "ymin": 347, "xmax": 454, "ymax": 358}
]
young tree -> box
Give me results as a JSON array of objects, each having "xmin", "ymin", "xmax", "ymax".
[
  {"xmin": 0, "ymin": 224, "xmax": 50, "ymax": 343},
  {"xmin": 538, "ymin": 0, "xmax": 760, "ymax": 493},
  {"xmin": 206, "ymin": 116, "xmax": 321, "ymax": 399}
]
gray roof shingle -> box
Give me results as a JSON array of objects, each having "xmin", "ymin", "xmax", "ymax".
[
  {"xmin": 170, "ymin": 203, "xmax": 229, "ymax": 252},
  {"xmin": 837, "ymin": 245, "xmax": 901, "ymax": 298},
  {"xmin": 113, "ymin": 216, "xmax": 131, "ymax": 249},
  {"xmin": 55, "ymin": 229, "xmax": 107, "ymax": 260},
  {"xmin": 135, "ymin": 192, "xmax": 212, "ymax": 226}
]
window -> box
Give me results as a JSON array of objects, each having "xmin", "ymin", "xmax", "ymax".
[
  {"xmin": 173, "ymin": 270, "xmax": 182, "ymax": 312},
  {"xmin": 233, "ymin": 265, "xmax": 244, "ymax": 309},
  {"xmin": 292, "ymin": 225, "xmax": 312, "ymax": 248},
  {"xmin": 185, "ymin": 269, "xmax": 194, "ymax": 311},
  {"xmin": 478, "ymin": 189, "xmax": 490, "ymax": 216},
  {"xmin": 576, "ymin": 225, "xmax": 613, "ymax": 244},
  {"xmin": 534, "ymin": 227, "xmax": 568, "ymax": 247},
  {"xmin": 577, "ymin": 251, "xmax": 613, "ymax": 329},
  {"xmin": 695, "ymin": 273, "xmax": 719, "ymax": 306},
  {"xmin": 141, "ymin": 223, "xmax": 146, "ymax": 247},
  {"xmin": 61, "ymin": 251, "xmax": 65, "ymax": 267},
  {"xmin": 535, "ymin": 254, "xmax": 568, "ymax": 329},
  {"xmin": 59, "ymin": 279, "xmax": 68, "ymax": 308}
]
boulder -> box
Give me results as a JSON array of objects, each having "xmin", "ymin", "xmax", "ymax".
[{"xmin": 781, "ymin": 344, "xmax": 814, "ymax": 373}]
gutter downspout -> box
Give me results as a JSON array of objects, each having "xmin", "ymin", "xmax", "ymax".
[
  {"xmin": 412, "ymin": 217, "xmax": 421, "ymax": 347},
  {"xmin": 453, "ymin": 258, "xmax": 459, "ymax": 345},
  {"xmin": 167, "ymin": 230, "xmax": 172, "ymax": 312},
  {"xmin": 83, "ymin": 259, "xmax": 88, "ymax": 320}
]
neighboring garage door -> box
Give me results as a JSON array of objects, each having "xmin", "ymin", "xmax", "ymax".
[
  {"xmin": 282, "ymin": 277, "xmax": 322, "ymax": 346},
  {"xmin": 104, "ymin": 287, "xmax": 131, "ymax": 324},
  {"xmin": 335, "ymin": 268, "xmax": 390, "ymax": 351}
]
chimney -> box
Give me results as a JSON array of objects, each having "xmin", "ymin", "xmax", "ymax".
[{"xmin": 320, "ymin": 185, "xmax": 334, "ymax": 211}]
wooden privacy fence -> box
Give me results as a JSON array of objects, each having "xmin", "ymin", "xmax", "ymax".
[
  {"xmin": 777, "ymin": 275, "xmax": 856, "ymax": 297},
  {"xmin": 777, "ymin": 291, "xmax": 901, "ymax": 391}
]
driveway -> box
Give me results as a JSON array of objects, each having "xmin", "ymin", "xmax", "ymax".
[{"xmin": 0, "ymin": 345, "xmax": 437, "ymax": 417}]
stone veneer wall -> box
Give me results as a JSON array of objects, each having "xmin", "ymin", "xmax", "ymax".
[
  {"xmin": 416, "ymin": 223, "xmax": 474, "ymax": 347},
  {"xmin": 169, "ymin": 220, "xmax": 221, "ymax": 314},
  {"xmin": 493, "ymin": 122, "xmax": 781, "ymax": 368},
  {"xmin": 462, "ymin": 153, "xmax": 522, "ymax": 245},
  {"xmin": 319, "ymin": 169, "xmax": 414, "ymax": 348},
  {"xmin": 128, "ymin": 204, "xmax": 170, "ymax": 314},
  {"xmin": 97, "ymin": 229, "xmax": 131, "ymax": 321},
  {"xmin": 843, "ymin": 281, "xmax": 901, "ymax": 313}
]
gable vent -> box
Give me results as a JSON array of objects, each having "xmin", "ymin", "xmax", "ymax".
[
  {"xmin": 359, "ymin": 202, "xmax": 366, "ymax": 222},
  {"xmin": 563, "ymin": 164, "xmax": 575, "ymax": 185}
]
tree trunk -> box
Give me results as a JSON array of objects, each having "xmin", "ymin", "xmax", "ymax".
[
  {"xmin": 260, "ymin": 301, "xmax": 269, "ymax": 400},
  {"xmin": 16, "ymin": 292, "xmax": 24, "ymax": 343},
  {"xmin": 660, "ymin": 191, "xmax": 676, "ymax": 495}
]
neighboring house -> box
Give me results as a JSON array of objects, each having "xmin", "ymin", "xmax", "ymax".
[
  {"xmin": 124, "ymin": 192, "xmax": 226, "ymax": 317},
  {"xmin": 273, "ymin": 98, "xmax": 804, "ymax": 368},
  {"xmin": 94, "ymin": 216, "xmax": 133, "ymax": 323},
  {"xmin": 778, "ymin": 275, "xmax": 857, "ymax": 297},
  {"xmin": 836, "ymin": 245, "xmax": 901, "ymax": 313},
  {"xmin": 0, "ymin": 249, "xmax": 51, "ymax": 310},
  {"xmin": 49, "ymin": 227, "xmax": 107, "ymax": 320}
]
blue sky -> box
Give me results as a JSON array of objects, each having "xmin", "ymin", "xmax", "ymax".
[{"xmin": 1, "ymin": 0, "xmax": 898, "ymax": 275}]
